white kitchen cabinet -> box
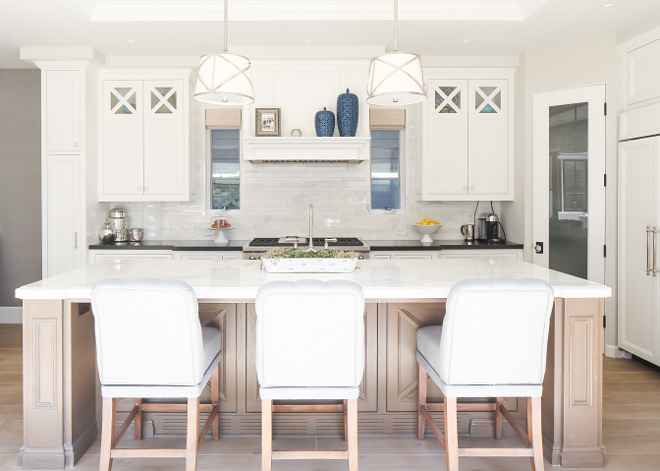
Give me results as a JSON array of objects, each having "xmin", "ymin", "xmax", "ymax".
[
  {"xmin": 45, "ymin": 70, "xmax": 81, "ymax": 152},
  {"xmin": 620, "ymin": 32, "xmax": 660, "ymax": 107},
  {"xmin": 46, "ymin": 155, "xmax": 85, "ymax": 276},
  {"xmin": 618, "ymin": 135, "xmax": 660, "ymax": 365},
  {"xmin": 437, "ymin": 249, "xmax": 522, "ymax": 260},
  {"xmin": 371, "ymin": 251, "xmax": 436, "ymax": 260},
  {"xmin": 421, "ymin": 69, "xmax": 514, "ymax": 201},
  {"xmin": 99, "ymin": 69, "xmax": 191, "ymax": 202},
  {"xmin": 174, "ymin": 251, "xmax": 241, "ymax": 261},
  {"xmin": 89, "ymin": 250, "xmax": 173, "ymax": 263}
]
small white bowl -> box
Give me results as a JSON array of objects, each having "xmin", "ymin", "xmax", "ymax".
[{"xmin": 411, "ymin": 224, "xmax": 441, "ymax": 243}]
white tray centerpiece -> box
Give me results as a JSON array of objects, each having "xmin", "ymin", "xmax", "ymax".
[{"xmin": 261, "ymin": 248, "xmax": 359, "ymax": 273}]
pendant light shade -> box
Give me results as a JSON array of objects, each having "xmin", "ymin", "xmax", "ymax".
[
  {"xmin": 195, "ymin": 52, "xmax": 254, "ymax": 105},
  {"xmin": 366, "ymin": 52, "xmax": 425, "ymax": 105},
  {"xmin": 366, "ymin": 0, "xmax": 426, "ymax": 106},
  {"xmin": 194, "ymin": 0, "xmax": 254, "ymax": 105}
]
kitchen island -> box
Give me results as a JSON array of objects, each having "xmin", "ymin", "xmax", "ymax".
[{"xmin": 15, "ymin": 258, "xmax": 610, "ymax": 469}]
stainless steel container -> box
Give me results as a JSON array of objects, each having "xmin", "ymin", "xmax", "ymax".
[{"xmin": 107, "ymin": 206, "xmax": 129, "ymax": 242}]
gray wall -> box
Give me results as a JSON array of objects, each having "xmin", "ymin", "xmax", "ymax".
[{"xmin": 0, "ymin": 69, "xmax": 41, "ymax": 307}]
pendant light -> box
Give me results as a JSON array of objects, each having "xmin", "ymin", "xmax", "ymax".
[
  {"xmin": 366, "ymin": 0, "xmax": 426, "ymax": 105},
  {"xmin": 194, "ymin": 0, "xmax": 254, "ymax": 105}
]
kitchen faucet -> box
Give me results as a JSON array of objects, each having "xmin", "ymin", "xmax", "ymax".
[{"xmin": 306, "ymin": 204, "xmax": 316, "ymax": 252}]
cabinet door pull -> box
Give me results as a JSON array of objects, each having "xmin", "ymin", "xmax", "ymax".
[
  {"xmin": 74, "ymin": 232, "xmax": 78, "ymax": 249},
  {"xmin": 654, "ymin": 227, "xmax": 658, "ymax": 277}
]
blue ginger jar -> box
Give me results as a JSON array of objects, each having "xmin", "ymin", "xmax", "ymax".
[
  {"xmin": 315, "ymin": 107, "xmax": 335, "ymax": 137},
  {"xmin": 337, "ymin": 88, "xmax": 358, "ymax": 137}
]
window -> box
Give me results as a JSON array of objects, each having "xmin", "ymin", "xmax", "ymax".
[
  {"xmin": 370, "ymin": 130, "xmax": 402, "ymax": 210},
  {"xmin": 210, "ymin": 129, "xmax": 240, "ymax": 210},
  {"xmin": 206, "ymin": 109, "xmax": 242, "ymax": 211}
]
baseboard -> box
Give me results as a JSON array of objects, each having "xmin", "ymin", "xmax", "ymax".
[
  {"xmin": 604, "ymin": 344, "xmax": 632, "ymax": 359},
  {"xmin": 0, "ymin": 307, "xmax": 22, "ymax": 324}
]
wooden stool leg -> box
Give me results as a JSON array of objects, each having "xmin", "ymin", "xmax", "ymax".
[
  {"xmin": 100, "ymin": 397, "xmax": 116, "ymax": 471},
  {"xmin": 347, "ymin": 399, "xmax": 359, "ymax": 471},
  {"xmin": 527, "ymin": 397, "xmax": 535, "ymax": 470},
  {"xmin": 185, "ymin": 398, "xmax": 200, "ymax": 471},
  {"xmin": 211, "ymin": 364, "xmax": 220, "ymax": 440},
  {"xmin": 133, "ymin": 399, "xmax": 142, "ymax": 440},
  {"xmin": 444, "ymin": 396, "xmax": 459, "ymax": 471},
  {"xmin": 495, "ymin": 397, "xmax": 504, "ymax": 439},
  {"xmin": 343, "ymin": 399, "xmax": 348, "ymax": 442},
  {"xmin": 262, "ymin": 400, "xmax": 273, "ymax": 471},
  {"xmin": 417, "ymin": 364, "xmax": 427, "ymax": 440},
  {"xmin": 530, "ymin": 396, "xmax": 544, "ymax": 471}
]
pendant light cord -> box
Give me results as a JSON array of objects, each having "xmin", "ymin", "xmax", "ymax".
[
  {"xmin": 223, "ymin": 0, "xmax": 228, "ymax": 53},
  {"xmin": 393, "ymin": 0, "xmax": 398, "ymax": 52}
]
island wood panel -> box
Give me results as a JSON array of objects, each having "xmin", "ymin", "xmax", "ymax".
[
  {"xmin": 245, "ymin": 303, "xmax": 379, "ymax": 418},
  {"xmin": 19, "ymin": 295, "xmax": 607, "ymax": 468}
]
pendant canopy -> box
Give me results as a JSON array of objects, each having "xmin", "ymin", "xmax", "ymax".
[
  {"xmin": 366, "ymin": 0, "xmax": 426, "ymax": 106},
  {"xmin": 194, "ymin": 0, "xmax": 254, "ymax": 105}
]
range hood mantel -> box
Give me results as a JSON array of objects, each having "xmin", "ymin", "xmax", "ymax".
[{"xmin": 244, "ymin": 137, "xmax": 370, "ymax": 163}]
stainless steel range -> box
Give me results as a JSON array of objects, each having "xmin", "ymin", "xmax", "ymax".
[{"xmin": 243, "ymin": 236, "xmax": 369, "ymax": 260}]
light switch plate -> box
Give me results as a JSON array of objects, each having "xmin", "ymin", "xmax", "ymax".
[{"xmin": 396, "ymin": 224, "xmax": 408, "ymax": 235}]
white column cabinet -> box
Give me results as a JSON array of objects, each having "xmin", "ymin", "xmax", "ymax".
[
  {"xmin": 618, "ymin": 136, "xmax": 660, "ymax": 365},
  {"xmin": 99, "ymin": 69, "xmax": 191, "ymax": 202},
  {"xmin": 421, "ymin": 69, "xmax": 514, "ymax": 201},
  {"xmin": 30, "ymin": 60, "xmax": 97, "ymax": 278}
]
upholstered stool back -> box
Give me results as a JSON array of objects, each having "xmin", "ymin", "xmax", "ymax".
[
  {"xmin": 437, "ymin": 278, "xmax": 553, "ymax": 387},
  {"xmin": 255, "ymin": 279, "xmax": 365, "ymax": 399},
  {"xmin": 91, "ymin": 278, "xmax": 207, "ymax": 387}
]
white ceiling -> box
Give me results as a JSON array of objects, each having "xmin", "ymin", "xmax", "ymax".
[{"xmin": 2, "ymin": 0, "xmax": 660, "ymax": 69}]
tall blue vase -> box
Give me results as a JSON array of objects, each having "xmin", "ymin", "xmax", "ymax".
[
  {"xmin": 315, "ymin": 107, "xmax": 335, "ymax": 137},
  {"xmin": 337, "ymin": 88, "xmax": 359, "ymax": 137}
]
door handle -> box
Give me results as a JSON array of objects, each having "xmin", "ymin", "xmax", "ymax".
[{"xmin": 534, "ymin": 242, "xmax": 543, "ymax": 254}]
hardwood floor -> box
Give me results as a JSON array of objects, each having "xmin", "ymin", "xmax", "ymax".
[{"xmin": 1, "ymin": 323, "xmax": 660, "ymax": 470}]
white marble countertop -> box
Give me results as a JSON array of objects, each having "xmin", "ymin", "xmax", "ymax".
[{"xmin": 16, "ymin": 258, "xmax": 612, "ymax": 301}]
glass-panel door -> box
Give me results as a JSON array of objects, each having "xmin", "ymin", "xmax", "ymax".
[
  {"xmin": 548, "ymin": 103, "xmax": 588, "ymax": 278},
  {"xmin": 532, "ymin": 85, "xmax": 605, "ymax": 284}
]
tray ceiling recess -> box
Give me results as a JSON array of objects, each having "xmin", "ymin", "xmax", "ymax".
[{"xmin": 73, "ymin": 0, "xmax": 552, "ymax": 22}]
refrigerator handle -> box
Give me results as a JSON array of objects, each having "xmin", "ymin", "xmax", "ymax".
[{"xmin": 647, "ymin": 226, "xmax": 652, "ymax": 276}]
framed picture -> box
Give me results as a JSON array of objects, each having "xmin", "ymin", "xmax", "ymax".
[{"xmin": 255, "ymin": 108, "xmax": 281, "ymax": 137}]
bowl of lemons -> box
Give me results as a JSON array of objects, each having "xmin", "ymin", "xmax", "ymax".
[{"xmin": 411, "ymin": 218, "xmax": 441, "ymax": 243}]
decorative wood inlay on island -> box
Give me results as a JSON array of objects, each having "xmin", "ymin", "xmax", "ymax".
[{"xmin": 15, "ymin": 258, "xmax": 611, "ymax": 469}]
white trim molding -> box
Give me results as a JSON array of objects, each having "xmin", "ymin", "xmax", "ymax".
[{"xmin": 0, "ymin": 307, "xmax": 23, "ymax": 324}]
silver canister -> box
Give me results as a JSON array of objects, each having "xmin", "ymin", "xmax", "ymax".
[
  {"xmin": 461, "ymin": 224, "xmax": 475, "ymax": 241},
  {"xmin": 107, "ymin": 206, "xmax": 129, "ymax": 242}
]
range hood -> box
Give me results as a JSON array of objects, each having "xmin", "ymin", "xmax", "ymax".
[{"xmin": 243, "ymin": 137, "xmax": 370, "ymax": 163}]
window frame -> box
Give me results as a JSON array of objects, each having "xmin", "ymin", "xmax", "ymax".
[
  {"xmin": 369, "ymin": 128, "xmax": 405, "ymax": 212},
  {"xmin": 206, "ymin": 128, "xmax": 242, "ymax": 214}
]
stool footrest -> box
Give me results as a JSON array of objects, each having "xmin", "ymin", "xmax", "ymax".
[
  {"xmin": 111, "ymin": 448, "xmax": 187, "ymax": 458},
  {"xmin": 459, "ymin": 448, "xmax": 534, "ymax": 457},
  {"xmin": 272, "ymin": 450, "xmax": 349, "ymax": 460},
  {"xmin": 273, "ymin": 404, "xmax": 345, "ymax": 413}
]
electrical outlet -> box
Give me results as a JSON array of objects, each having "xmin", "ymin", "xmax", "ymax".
[{"xmin": 396, "ymin": 224, "xmax": 408, "ymax": 235}]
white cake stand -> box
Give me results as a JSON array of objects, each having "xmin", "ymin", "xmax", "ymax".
[{"xmin": 211, "ymin": 227, "xmax": 234, "ymax": 244}]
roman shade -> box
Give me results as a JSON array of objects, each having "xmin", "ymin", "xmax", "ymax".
[
  {"xmin": 205, "ymin": 108, "xmax": 242, "ymax": 130},
  {"xmin": 369, "ymin": 108, "xmax": 406, "ymax": 130}
]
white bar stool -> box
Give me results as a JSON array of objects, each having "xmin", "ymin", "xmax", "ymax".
[
  {"xmin": 416, "ymin": 278, "xmax": 554, "ymax": 471},
  {"xmin": 91, "ymin": 279, "xmax": 222, "ymax": 471},
  {"xmin": 255, "ymin": 279, "xmax": 365, "ymax": 471}
]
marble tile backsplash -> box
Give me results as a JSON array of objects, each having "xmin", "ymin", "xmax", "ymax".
[{"xmin": 100, "ymin": 103, "xmax": 498, "ymax": 243}]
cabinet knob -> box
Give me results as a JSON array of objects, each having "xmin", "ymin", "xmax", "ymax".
[
  {"xmin": 73, "ymin": 142, "xmax": 78, "ymax": 148},
  {"xmin": 144, "ymin": 187, "xmax": 149, "ymax": 191},
  {"xmin": 463, "ymin": 186, "xmax": 468, "ymax": 190},
  {"xmin": 137, "ymin": 186, "xmax": 142, "ymax": 190},
  {"xmin": 470, "ymin": 186, "xmax": 475, "ymax": 190}
]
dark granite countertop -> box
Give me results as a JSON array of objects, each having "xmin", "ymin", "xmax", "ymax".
[
  {"xmin": 90, "ymin": 239, "xmax": 522, "ymax": 252},
  {"xmin": 365, "ymin": 239, "xmax": 523, "ymax": 251},
  {"xmin": 89, "ymin": 240, "xmax": 248, "ymax": 251}
]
